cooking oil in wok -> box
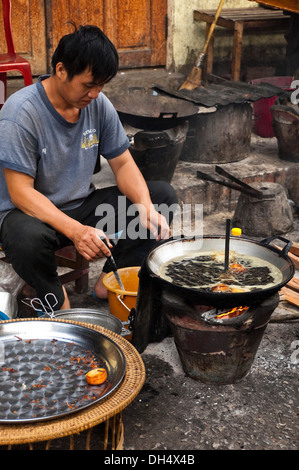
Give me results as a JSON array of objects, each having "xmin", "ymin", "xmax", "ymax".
[{"xmin": 158, "ymin": 250, "xmax": 283, "ymax": 292}]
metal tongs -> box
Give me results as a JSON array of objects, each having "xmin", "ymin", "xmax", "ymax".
[
  {"xmin": 21, "ymin": 293, "xmax": 58, "ymax": 317},
  {"xmin": 197, "ymin": 165, "xmax": 264, "ymax": 199}
]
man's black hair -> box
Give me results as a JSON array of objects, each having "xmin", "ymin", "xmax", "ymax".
[{"xmin": 51, "ymin": 24, "xmax": 119, "ymax": 83}]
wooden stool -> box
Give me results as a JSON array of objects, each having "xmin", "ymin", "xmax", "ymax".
[
  {"xmin": 0, "ymin": 245, "xmax": 89, "ymax": 294},
  {"xmin": 193, "ymin": 7, "xmax": 291, "ymax": 81},
  {"xmin": 55, "ymin": 245, "xmax": 89, "ymax": 293}
]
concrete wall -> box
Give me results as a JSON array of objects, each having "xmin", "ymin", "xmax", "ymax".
[{"xmin": 167, "ymin": 0, "xmax": 288, "ymax": 78}]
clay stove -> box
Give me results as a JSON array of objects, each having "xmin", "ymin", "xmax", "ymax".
[
  {"xmin": 233, "ymin": 181, "xmax": 293, "ymax": 237},
  {"xmin": 133, "ymin": 236, "xmax": 294, "ymax": 385},
  {"xmin": 197, "ymin": 169, "xmax": 294, "ymax": 238},
  {"xmin": 161, "ymin": 289, "xmax": 279, "ymax": 385}
]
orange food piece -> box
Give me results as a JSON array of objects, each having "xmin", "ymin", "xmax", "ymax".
[
  {"xmin": 86, "ymin": 368, "xmax": 107, "ymax": 385},
  {"xmin": 229, "ymin": 263, "xmax": 247, "ymax": 272},
  {"xmin": 212, "ymin": 283, "xmax": 231, "ymax": 292}
]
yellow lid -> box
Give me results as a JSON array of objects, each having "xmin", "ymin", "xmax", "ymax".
[{"xmin": 231, "ymin": 227, "xmax": 242, "ymax": 236}]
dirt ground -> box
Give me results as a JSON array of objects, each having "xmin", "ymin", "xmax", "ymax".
[{"xmin": 126, "ymin": 325, "xmax": 298, "ymax": 451}]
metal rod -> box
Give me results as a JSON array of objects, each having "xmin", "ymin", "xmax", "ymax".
[
  {"xmin": 196, "ymin": 170, "xmax": 263, "ymax": 199},
  {"xmin": 224, "ymin": 219, "xmax": 231, "ymax": 271},
  {"xmin": 215, "ymin": 166, "xmax": 264, "ymax": 199}
]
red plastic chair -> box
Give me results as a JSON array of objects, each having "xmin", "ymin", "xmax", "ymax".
[{"xmin": 0, "ymin": 0, "xmax": 33, "ymax": 108}]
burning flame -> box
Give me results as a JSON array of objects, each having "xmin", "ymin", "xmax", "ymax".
[
  {"xmin": 216, "ymin": 306, "xmax": 249, "ymax": 319},
  {"xmin": 211, "ymin": 262, "xmax": 250, "ymax": 319}
]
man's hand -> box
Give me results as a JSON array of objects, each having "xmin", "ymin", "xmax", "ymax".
[
  {"xmin": 71, "ymin": 226, "xmax": 113, "ymax": 261},
  {"xmin": 137, "ymin": 203, "xmax": 171, "ymax": 241}
]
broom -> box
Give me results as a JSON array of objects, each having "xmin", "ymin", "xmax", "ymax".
[{"xmin": 179, "ymin": 0, "xmax": 226, "ymax": 91}]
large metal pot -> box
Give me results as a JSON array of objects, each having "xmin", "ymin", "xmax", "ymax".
[
  {"xmin": 145, "ymin": 235, "xmax": 295, "ymax": 308},
  {"xmin": 109, "ymin": 87, "xmax": 198, "ymax": 131}
]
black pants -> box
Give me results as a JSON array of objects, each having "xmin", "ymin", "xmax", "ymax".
[{"xmin": 0, "ymin": 181, "xmax": 178, "ymax": 310}]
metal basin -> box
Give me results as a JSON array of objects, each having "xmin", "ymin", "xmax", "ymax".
[{"xmin": 53, "ymin": 308, "xmax": 126, "ymax": 336}]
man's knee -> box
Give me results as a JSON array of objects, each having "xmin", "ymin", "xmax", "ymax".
[
  {"xmin": 23, "ymin": 225, "xmax": 56, "ymax": 260},
  {"xmin": 148, "ymin": 181, "xmax": 178, "ymax": 206},
  {"xmin": 1, "ymin": 212, "xmax": 57, "ymax": 262}
]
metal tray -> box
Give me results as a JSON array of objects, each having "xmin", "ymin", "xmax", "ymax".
[{"xmin": 0, "ymin": 320, "xmax": 126, "ymax": 423}]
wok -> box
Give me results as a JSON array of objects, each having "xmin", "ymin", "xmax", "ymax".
[
  {"xmin": 109, "ymin": 86, "xmax": 198, "ymax": 130},
  {"xmin": 146, "ymin": 235, "xmax": 295, "ymax": 308}
]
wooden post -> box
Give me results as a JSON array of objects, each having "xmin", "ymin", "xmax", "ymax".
[{"xmin": 231, "ymin": 22, "xmax": 244, "ymax": 81}]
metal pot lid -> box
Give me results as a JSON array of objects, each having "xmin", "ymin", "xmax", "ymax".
[
  {"xmin": 109, "ymin": 89, "xmax": 198, "ymax": 119},
  {"xmin": 0, "ymin": 320, "xmax": 126, "ymax": 423},
  {"xmin": 153, "ymin": 76, "xmax": 286, "ymax": 107}
]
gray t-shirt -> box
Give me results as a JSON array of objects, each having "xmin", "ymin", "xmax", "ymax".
[{"xmin": 0, "ymin": 75, "xmax": 129, "ymax": 230}]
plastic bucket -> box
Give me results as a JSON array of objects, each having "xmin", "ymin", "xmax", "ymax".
[
  {"xmin": 103, "ymin": 266, "xmax": 140, "ymax": 340},
  {"xmin": 250, "ymin": 77, "xmax": 293, "ymax": 138},
  {"xmin": 0, "ymin": 292, "xmax": 17, "ymax": 320}
]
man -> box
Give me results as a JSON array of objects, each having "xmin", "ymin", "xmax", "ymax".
[{"xmin": 0, "ymin": 25, "xmax": 177, "ymax": 312}]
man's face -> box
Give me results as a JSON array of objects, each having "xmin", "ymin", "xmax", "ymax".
[{"xmin": 57, "ymin": 65, "xmax": 105, "ymax": 109}]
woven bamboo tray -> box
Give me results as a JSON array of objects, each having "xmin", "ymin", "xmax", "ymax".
[{"xmin": 0, "ymin": 318, "xmax": 145, "ymax": 448}]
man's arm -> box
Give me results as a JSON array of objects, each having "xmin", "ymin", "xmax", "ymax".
[
  {"xmin": 3, "ymin": 169, "xmax": 111, "ymax": 260},
  {"xmin": 108, "ymin": 149, "xmax": 171, "ymax": 240}
]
